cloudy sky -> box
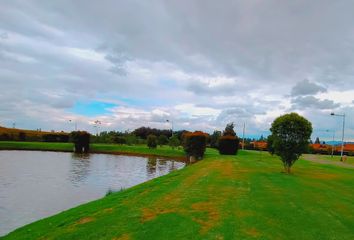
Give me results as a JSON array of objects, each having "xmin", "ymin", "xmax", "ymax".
[{"xmin": 0, "ymin": 0, "xmax": 353, "ymax": 141}]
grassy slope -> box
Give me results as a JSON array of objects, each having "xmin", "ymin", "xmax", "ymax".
[{"xmin": 1, "ymin": 147, "xmax": 353, "ymax": 240}]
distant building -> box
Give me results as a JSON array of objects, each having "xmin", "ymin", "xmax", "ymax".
[{"xmin": 310, "ymin": 143, "xmax": 354, "ymax": 155}]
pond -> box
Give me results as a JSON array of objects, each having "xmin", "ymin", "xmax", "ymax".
[{"xmin": 0, "ymin": 150, "xmax": 185, "ymax": 236}]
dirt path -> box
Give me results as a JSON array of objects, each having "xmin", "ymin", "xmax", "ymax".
[{"xmin": 302, "ymin": 154, "xmax": 354, "ymax": 169}]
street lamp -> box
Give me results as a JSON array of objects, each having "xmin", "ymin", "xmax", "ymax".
[
  {"xmin": 325, "ymin": 129, "xmax": 335, "ymax": 158},
  {"xmin": 166, "ymin": 119, "xmax": 173, "ymax": 137},
  {"xmin": 242, "ymin": 122, "xmax": 246, "ymax": 150},
  {"xmin": 330, "ymin": 112, "xmax": 345, "ymax": 161},
  {"xmin": 69, "ymin": 120, "xmax": 77, "ymax": 131},
  {"xmin": 93, "ymin": 120, "xmax": 102, "ymax": 136}
]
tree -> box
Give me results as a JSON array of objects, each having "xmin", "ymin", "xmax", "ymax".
[
  {"xmin": 169, "ymin": 135, "xmax": 180, "ymax": 149},
  {"xmin": 269, "ymin": 113, "xmax": 312, "ymax": 173},
  {"xmin": 223, "ymin": 122, "xmax": 236, "ymax": 136},
  {"xmin": 259, "ymin": 135, "xmax": 264, "ymax": 141},
  {"xmin": 147, "ymin": 134, "xmax": 157, "ymax": 149},
  {"xmin": 157, "ymin": 134, "xmax": 169, "ymax": 146},
  {"xmin": 315, "ymin": 137, "xmax": 320, "ymax": 144},
  {"xmin": 125, "ymin": 134, "xmax": 137, "ymax": 145},
  {"xmin": 210, "ymin": 130, "xmax": 221, "ymax": 148}
]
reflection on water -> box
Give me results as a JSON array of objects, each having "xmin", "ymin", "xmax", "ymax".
[
  {"xmin": 147, "ymin": 156, "xmax": 157, "ymax": 175},
  {"xmin": 69, "ymin": 153, "xmax": 91, "ymax": 185},
  {"xmin": 0, "ymin": 150, "xmax": 185, "ymax": 236}
]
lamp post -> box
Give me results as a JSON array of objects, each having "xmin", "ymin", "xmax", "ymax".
[
  {"xmin": 242, "ymin": 122, "xmax": 246, "ymax": 150},
  {"xmin": 166, "ymin": 119, "xmax": 173, "ymax": 137},
  {"xmin": 94, "ymin": 120, "xmax": 102, "ymax": 136},
  {"xmin": 325, "ymin": 129, "xmax": 335, "ymax": 158},
  {"xmin": 69, "ymin": 120, "xmax": 77, "ymax": 131},
  {"xmin": 330, "ymin": 112, "xmax": 345, "ymax": 161}
]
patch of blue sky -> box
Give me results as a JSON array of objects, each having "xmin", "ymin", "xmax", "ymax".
[
  {"xmin": 159, "ymin": 79, "xmax": 178, "ymax": 88},
  {"xmin": 93, "ymin": 92, "xmax": 162, "ymax": 107},
  {"xmin": 71, "ymin": 101, "xmax": 117, "ymax": 117}
]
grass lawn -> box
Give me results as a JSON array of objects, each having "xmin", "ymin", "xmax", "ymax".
[
  {"xmin": 1, "ymin": 144, "xmax": 354, "ymax": 239},
  {"xmin": 0, "ymin": 141, "xmax": 186, "ymax": 158},
  {"xmin": 302, "ymin": 153, "xmax": 354, "ymax": 165}
]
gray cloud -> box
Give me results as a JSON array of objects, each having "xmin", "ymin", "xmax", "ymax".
[
  {"xmin": 291, "ymin": 96, "xmax": 340, "ymax": 110},
  {"xmin": 291, "ymin": 79, "xmax": 327, "ymax": 96},
  {"xmin": 0, "ymin": 0, "xmax": 354, "ymax": 140}
]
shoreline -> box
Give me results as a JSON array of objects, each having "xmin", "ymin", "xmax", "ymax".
[
  {"xmin": 0, "ymin": 141, "xmax": 186, "ymax": 160},
  {"xmin": 0, "ymin": 148, "xmax": 188, "ymax": 162}
]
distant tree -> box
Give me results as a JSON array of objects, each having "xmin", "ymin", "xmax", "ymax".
[
  {"xmin": 112, "ymin": 135, "xmax": 126, "ymax": 144},
  {"xmin": 147, "ymin": 134, "xmax": 157, "ymax": 149},
  {"xmin": 125, "ymin": 134, "xmax": 138, "ymax": 145},
  {"xmin": 269, "ymin": 113, "xmax": 312, "ymax": 173},
  {"xmin": 133, "ymin": 127, "xmax": 171, "ymax": 139},
  {"xmin": 223, "ymin": 122, "xmax": 236, "ymax": 136},
  {"xmin": 157, "ymin": 134, "xmax": 169, "ymax": 146},
  {"xmin": 174, "ymin": 130, "xmax": 188, "ymax": 141},
  {"xmin": 267, "ymin": 135, "xmax": 275, "ymax": 155},
  {"xmin": 259, "ymin": 135, "xmax": 264, "ymax": 141},
  {"xmin": 315, "ymin": 137, "xmax": 320, "ymax": 144},
  {"xmin": 210, "ymin": 130, "xmax": 221, "ymax": 148},
  {"xmin": 169, "ymin": 135, "xmax": 180, "ymax": 149}
]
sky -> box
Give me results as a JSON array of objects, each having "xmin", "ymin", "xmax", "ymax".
[{"xmin": 0, "ymin": 0, "xmax": 353, "ymax": 141}]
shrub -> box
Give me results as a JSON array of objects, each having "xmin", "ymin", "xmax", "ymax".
[
  {"xmin": 218, "ymin": 122, "xmax": 239, "ymax": 155},
  {"xmin": 42, "ymin": 133, "xmax": 69, "ymax": 142},
  {"xmin": 147, "ymin": 134, "xmax": 157, "ymax": 149},
  {"xmin": 157, "ymin": 134, "xmax": 169, "ymax": 146},
  {"xmin": 58, "ymin": 134, "xmax": 69, "ymax": 142},
  {"xmin": 18, "ymin": 132, "xmax": 26, "ymax": 141},
  {"xmin": 182, "ymin": 131, "xmax": 207, "ymax": 159},
  {"xmin": 0, "ymin": 133, "xmax": 12, "ymax": 141},
  {"xmin": 70, "ymin": 131, "xmax": 90, "ymax": 153},
  {"xmin": 218, "ymin": 135, "xmax": 239, "ymax": 155}
]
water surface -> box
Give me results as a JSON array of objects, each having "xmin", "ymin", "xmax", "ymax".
[{"xmin": 0, "ymin": 150, "xmax": 185, "ymax": 236}]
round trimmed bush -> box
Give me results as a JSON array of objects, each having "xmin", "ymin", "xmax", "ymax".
[
  {"xmin": 70, "ymin": 131, "xmax": 90, "ymax": 153},
  {"xmin": 218, "ymin": 135, "xmax": 239, "ymax": 155},
  {"xmin": 182, "ymin": 131, "xmax": 208, "ymax": 159}
]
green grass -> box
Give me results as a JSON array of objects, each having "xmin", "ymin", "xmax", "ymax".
[
  {"xmin": 0, "ymin": 141, "xmax": 185, "ymax": 158},
  {"xmin": 318, "ymin": 154, "xmax": 354, "ymax": 165},
  {"xmin": 302, "ymin": 153, "xmax": 354, "ymax": 165},
  {"xmin": 1, "ymin": 145, "xmax": 354, "ymax": 239}
]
